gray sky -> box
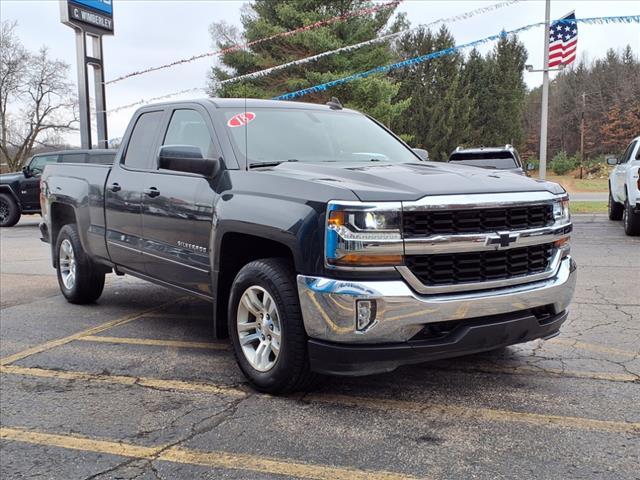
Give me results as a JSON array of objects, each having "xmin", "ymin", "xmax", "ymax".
[{"xmin": 2, "ymin": 0, "xmax": 638, "ymax": 144}]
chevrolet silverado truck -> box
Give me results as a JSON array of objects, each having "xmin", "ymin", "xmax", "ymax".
[
  {"xmin": 40, "ymin": 99, "xmax": 576, "ymax": 393},
  {"xmin": 607, "ymin": 135, "xmax": 640, "ymax": 235},
  {"xmin": 0, "ymin": 149, "xmax": 115, "ymax": 227}
]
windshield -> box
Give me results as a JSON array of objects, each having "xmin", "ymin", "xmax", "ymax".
[
  {"xmin": 449, "ymin": 151, "xmax": 518, "ymax": 170},
  {"xmin": 221, "ymin": 108, "xmax": 418, "ymax": 166}
]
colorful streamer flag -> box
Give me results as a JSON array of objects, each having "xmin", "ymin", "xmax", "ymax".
[{"xmin": 549, "ymin": 11, "xmax": 578, "ymax": 67}]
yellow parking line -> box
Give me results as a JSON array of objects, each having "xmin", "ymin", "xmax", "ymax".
[
  {"xmin": 77, "ymin": 335, "xmax": 229, "ymax": 350},
  {"xmin": 305, "ymin": 394, "xmax": 640, "ymax": 434},
  {"xmin": 0, "ymin": 300, "xmax": 185, "ymax": 366},
  {"xmin": 440, "ymin": 362, "xmax": 638, "ymax": 383},
  {"xmin": 0, "ymin": 365, "xmax": 245, "ymax": 397},
  {"xmin": 548, "ymin": 338, "xmax": 638, "ymax": 358},
  {"xmin": 68, "ymin": 336, "xmax": 637, "ymax": 383},
  {"xmin": 0, "ymin": 427, "xmax": 420, "ymax": 480},
  {"xmin": 2, "ymin": 365, "xmax": 637, "ymax": 434}
]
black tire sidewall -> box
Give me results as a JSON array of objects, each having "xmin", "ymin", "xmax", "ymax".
[
  {"xmin": 0, "ymin": 193, "xmax": 20, "ymax": 227},
  {"xmin": 228, "ymin": 260, "xmax": 308, "ymax": 393}
]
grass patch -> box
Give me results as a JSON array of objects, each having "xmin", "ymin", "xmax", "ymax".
[
  {"xmin": 545, "ymin": 175, "xmax": 608, "ymax": 193},
  {"xmin": 573, "ymin": 178, "xmax": 608, "ymax": 191},
  {"xmin": 570, "ymin": 201, "xmax": 607, "ymax": 214}
]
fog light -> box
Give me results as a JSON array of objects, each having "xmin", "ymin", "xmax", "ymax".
[{"xmin": 356, "ymin": 299, "xmax": 376, "ymax": 331}]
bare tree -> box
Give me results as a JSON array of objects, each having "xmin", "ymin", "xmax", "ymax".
[{"xmin": 0, "ymin": 21, "xmax": 77, "ymax": 171}]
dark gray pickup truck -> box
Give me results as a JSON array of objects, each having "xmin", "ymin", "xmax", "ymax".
[{"xmin": 40, "ymin": 98, "xmax": 576, "ymax": 393}]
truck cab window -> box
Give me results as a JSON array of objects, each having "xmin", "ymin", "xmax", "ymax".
[
  {"xmin": 29, "ymin": 155, "xmax": 58, "ymax": 174},
  {"xmin": 123, "ymin": 111, "xmax": 163, "ymax": 169},
  {"xmin": 59, "ymin": 153, "xmax": 86, "ymax": 163},
  {"xmin": 163, "ymin": 109, "xmax": 216, "ymax": 159}
]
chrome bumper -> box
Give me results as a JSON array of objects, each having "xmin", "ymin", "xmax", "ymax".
[{"xmin": 297, "ymin": 256, "xmax": 577, "ymax": 344}]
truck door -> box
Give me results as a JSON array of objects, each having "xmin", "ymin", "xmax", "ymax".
[
  {"xmin": 615, "ymin": 140, "xmax": 637, "ymax": 201},
  {"xmin": 105, "ymin": 109, "xmax": 164, "ymax": 273},
  {"xmin": 21, "ymin": 154, "xmax": 59, "ymax": 210},
  {"xmin": 141, "ymin": 107, "xmax": 217, "ymax": 296}
]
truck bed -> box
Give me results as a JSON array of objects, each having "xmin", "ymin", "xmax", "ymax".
[{"xmin": 42, "ymin": 163, "xmax": 112, "ymax": 263}]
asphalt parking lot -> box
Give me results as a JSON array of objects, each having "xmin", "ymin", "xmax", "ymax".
[{"xmin": 0, "ymin": 214, "xmax": 638, "ymax": 479}]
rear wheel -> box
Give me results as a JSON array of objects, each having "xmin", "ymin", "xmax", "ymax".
[
  {"xmin": 0, "ymin": 193, "xmax": 21, "ymax": 227},
  {"xmin": 228, "ymin": 258, "xmax": 316, "ymax": 394},
  {"xmin": 608, "ymin": 187, "xmax": 624, "ymax": 220},
  {"xmin": 623, "ymin": 199, "xmax": 640, "ymax": 236},
  {"xmin": 55, "ymin": 224, "xmax": 105, "ymax": 303}
]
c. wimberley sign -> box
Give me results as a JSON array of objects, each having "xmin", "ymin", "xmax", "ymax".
[
  {"xmin": 60, "ymin": 0, "xmax": 113, "ymax": 34},
  {"xmin": 60, "ymin": 0, "xmax": 113, "ymax": 149}
]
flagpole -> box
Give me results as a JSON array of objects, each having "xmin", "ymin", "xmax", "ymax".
[{"xmin": 539, "ymin": 0, "xmax": 551, "ymax": 180}]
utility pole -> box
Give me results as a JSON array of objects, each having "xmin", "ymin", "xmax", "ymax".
[
  {"xmin": 580, "ymin": 91, "xmax": 585, "ymax": 179},
  {"xmin": 538, "ymin": 0, "xmax": 551, "ymax": 180}
]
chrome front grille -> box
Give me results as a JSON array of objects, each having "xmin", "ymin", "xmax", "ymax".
[
  {"xmin": 404, "ymin": 243, "xmax": 555, "ymax": 287},
  {"xmin": 398, "ymin": 192, "xmax": 571, "ymax": 294},
  {"xmin": 403, "ymin": 204, "xmax": 554, "ymax": 238}
]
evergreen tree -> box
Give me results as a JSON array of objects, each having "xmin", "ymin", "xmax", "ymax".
[
  {"xmin": 392, "ymin": 25, "xmax": 465, "ymax": 160},
  {"xmin": 207, "ymin": 0, "xmax": 408, "ymax": 124},
  {"xmin": 481, "ymin": 34, "xmax": 528, "ymax": 147}
]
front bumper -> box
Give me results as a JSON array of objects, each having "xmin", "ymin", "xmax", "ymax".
[
  {"xmin": 297, "ymin": 256, "xmax": 576, "ymax": 344},
  {"xmin": 308, "ymin": 309, "xmax": 568, "ymax": 375}
]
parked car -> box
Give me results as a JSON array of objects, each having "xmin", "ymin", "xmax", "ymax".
[
  {"xmin": 448, "ymin": 145, "xmax": 533, "ymax": 176},
  {"xmin": 40, "ymin": 99, "xmax": 576, "ymax": 394},
  {"xmin": 0, "ymin": 149, "xmax": 115, "ymax": 227},
  {"xmin": 607, "ymin": 136, "xmax": 640, "ymax": 235}
]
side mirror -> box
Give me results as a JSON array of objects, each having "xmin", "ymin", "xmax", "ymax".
[
  {"xmin": 22, "ymin": 165, "xmax": 32, "ymax": 178},
  {"xmin": 606, "ymin": 156, "xmax": 618, "ymax": 166},
  {"xmin": 413, "ymin": 148, "xmax": 429, "ymax": 161},
  {"xmin": 158, "ymin": 145, "xmax": 220, "ymax": 177},
  {"xmin": 526, "ymin": 163, "xmax": 535, "ymax": 171}
]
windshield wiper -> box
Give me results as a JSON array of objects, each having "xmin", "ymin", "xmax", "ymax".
[{"xmin": 248, "ymin": 159, "xmax": 299, "ymax": 169}]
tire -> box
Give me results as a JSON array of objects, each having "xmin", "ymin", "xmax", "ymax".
[
  {"xmin": 608, "ymin": 186, "xmax": 624, "ymax": 221},
  {"xmin": 228, "ymin": 258, "xmax": 317, "ymax": 394},
  {"xmin": 0, "ymin": 193, "xmax": 21, "ymax": 227},
  {"xmin": 623, "ymin": 199, "xmax": 640, "ymax": 236},
  {"xmin": 55, "ymin": 224, "xmax": 105, "ymax": 304}
]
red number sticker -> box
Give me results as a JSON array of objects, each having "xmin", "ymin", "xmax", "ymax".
[{"xmin": 227, "ymin": 112, "xmax": 256, "ymax": 127}]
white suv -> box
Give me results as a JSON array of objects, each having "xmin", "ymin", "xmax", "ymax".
[{"xmin": 608, "ymin": 136, "xmax": 640, "ymax": 235}]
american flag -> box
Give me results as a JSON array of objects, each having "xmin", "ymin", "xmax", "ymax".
[{"xmin": 549, "ymin": 11, "xmax": 578, "ymax": 67}]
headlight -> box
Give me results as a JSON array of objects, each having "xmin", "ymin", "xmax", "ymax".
[
  {"xmin": 325, "ymin": 201, "xmax": 403, "ymax": 268},
  {"xmin": 553, "ymin": 196, "xmax": 570, "ymax": 224}
]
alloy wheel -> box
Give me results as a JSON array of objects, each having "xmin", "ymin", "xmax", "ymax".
[
  {"xmin": 236, "ymin": 285, "xmax": 282, "ymax": 372},
  {"xmin": 59, "ymin": 239, "xmax": 77, "ymax": 290},
  {"xmin": 0, "ymin": 198, "xmax": 8, "ymax": 223}
]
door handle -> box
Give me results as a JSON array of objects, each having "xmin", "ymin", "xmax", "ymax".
[
  {"xmin": 108, "ymin": 182, "xmax": 121, "ymax": 192},
  {"xmin": 143, "ymin": 187, "xmax": 160, "ymax": 198}
]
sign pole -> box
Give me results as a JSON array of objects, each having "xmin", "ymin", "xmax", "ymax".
[
  {"xmin": 61, "ymin": 0, "xmax": 113, "ymax": 149},
  {"xmin": 75, "ymin": 29, "xmax": 92, "ymax": 149},
  {"xmin": 90, "ymin": 34, "xmax": 108, "ymax": 149},
  {"xmin": 538, "ymin": 0, "xmax": 551, "ymax": 180}
]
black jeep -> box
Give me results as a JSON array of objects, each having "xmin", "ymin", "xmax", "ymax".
[{"xmin": 0, "ymin": 149, "xmax": 115, "ymax": 227}]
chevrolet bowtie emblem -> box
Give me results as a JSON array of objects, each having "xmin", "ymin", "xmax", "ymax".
[{"xmin": 485, "ymin": 232, "xmax": 520, "ymax": 248}]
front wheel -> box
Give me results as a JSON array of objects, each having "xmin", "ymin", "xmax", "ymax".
[
  {"xmin": 55, "ymin": 224, "xmax": 105, "ymax": 304},
  {"xmin": 228, "ymin": 258, "xmax": 316, "ymax": 394},
  {"xmin": 608, "ymin": 187, "xmax": 624, "ymax": 220},
  {"xmin": 623, "ymin": 199, "xmax": 640, "ymax": 236},
  {"xmin": 0, "ymin": 193, "xmax": 21, "ymax": 227}
]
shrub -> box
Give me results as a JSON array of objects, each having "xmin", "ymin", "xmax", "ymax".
[{"xmin": 550, "ymin": 151, "xmax": 578, "ymax": 175}]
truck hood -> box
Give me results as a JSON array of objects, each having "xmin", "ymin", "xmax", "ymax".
[
  {"xmin": 259, "ymin": 161, "xmax": 565, "ymax": 201},
  {"xmin": 0, "ymin": 172, "xmax": 23, "ymax": 185}
]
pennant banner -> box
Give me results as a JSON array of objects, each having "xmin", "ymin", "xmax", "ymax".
[
  {"xmin": 219, "ymin": 0, "xmax": 521, "ymax": 86},
  {"xmin": 104, "ymin": 15, "xmax": 640, "ymax": 114},
  {"xmin": 105, "ymin": 0, "xmax": 401, "ymax": 85},
  {"xmin": 274, "ymin": 15, "xmax": 640, "ymax": 101}
]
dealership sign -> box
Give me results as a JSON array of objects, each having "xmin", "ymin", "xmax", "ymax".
[{"xmin": 60, "ymin": 0, "xmax": 113, "ymax": 34}]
